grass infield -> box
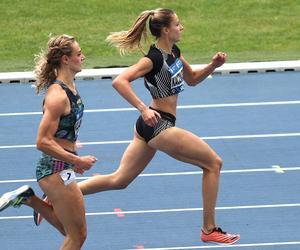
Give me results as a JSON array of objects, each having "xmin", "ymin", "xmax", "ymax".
[{"xmin": 0, "ymin": 0, "xmax": 299, "ymax": 72}]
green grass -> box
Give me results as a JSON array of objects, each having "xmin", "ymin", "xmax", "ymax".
[{"xmin": 0, "ymin": 0, "xmax": 299, "ymax": 72}]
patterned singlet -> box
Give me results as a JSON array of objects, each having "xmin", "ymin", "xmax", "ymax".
[
  {"xmin": 144, "ymin": 44, "xmax": 185, "ymax": 99},
  {"xmin": 45, "ymin": 80, "xmax": 84, "ymax": 142}
]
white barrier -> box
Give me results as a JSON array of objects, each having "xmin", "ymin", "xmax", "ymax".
[{"xmin": 0, "ymin": 60, "xmax": 299, "ymax": 84}]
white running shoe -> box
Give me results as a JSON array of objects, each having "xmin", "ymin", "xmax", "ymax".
[{"xmin": 0, "ymin": 185, "xmax": 34, "ymax": 212}]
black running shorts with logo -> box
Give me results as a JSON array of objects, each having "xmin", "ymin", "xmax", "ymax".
[
  {"xmin": 36, "ymin": 152, "xmax": 76, "ymax": 181},
  {"xmin": 135, "ymin": 107, "xmax": 176, "ymax": 143}
]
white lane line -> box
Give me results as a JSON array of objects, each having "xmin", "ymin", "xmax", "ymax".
[
  {"xmin": 124, "ymin": 241, "xmax": 300, "ymax": 250},
  {"xmin": 1, "ymin": 132, "xmax": 300, "ymax": 149},
  {"xmin": 1, "ymin": 203, "xmax": 300, "ymax": 220},
  {"xmin": 135, "ymin": 166, "xmax": 300, "ymax": 177},
  {"xmin": 0, "ymin": 111, "xmax": 42, "ymax": 116},
  {"xmin": 1, "ymin": 100, "xmax": 300, "ymax": 116},
  {"xmin": 0, "ymin": 166, "xmax": 300, "ymax": 184},
  {"xmin": 272, "ymin": 165, "xmax": 285, "ymax": 173}
]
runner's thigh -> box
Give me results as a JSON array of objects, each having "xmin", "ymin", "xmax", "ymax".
[
  {"xmin": 148, "ymin": 127, "xmax": 219, "ymax": 168},
  {"xmin": 39, "ymin": 174, "xmax": 86, "ymax": 234},
  {"xmin": 115, "ymin": 133, "xmax": 156, "ymax": 182}
]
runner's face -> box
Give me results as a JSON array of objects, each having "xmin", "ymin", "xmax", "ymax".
[
  {"xmin": 167, "ymin": 14, "xmax": 184, "ymax": 42},
  {"xmin": 68, "ymin": 42, "xmax": 85, "ymax": 73}
]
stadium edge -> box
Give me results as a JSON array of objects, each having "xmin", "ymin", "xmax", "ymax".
[{"xmin": 0, "ymin": 60, "xmax": 299, "ymax": 84}]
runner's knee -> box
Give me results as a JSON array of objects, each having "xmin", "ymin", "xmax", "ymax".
[
  {"xmin": 68, "ymin": 225, "xmax": 87, "ymax": 247},
  {"xmin": 202, "ymin": 155, "xmax": 223, "ymax": 173},
  {"xmin": 111, "ymin": 173, "xmax": 131, "ymax": 190},
  {"xmin": 113, "ymin": 179, "xmax": 130, "ymax": 190},
  {"xmin": 215, "ymin": 155, "xmax": 223, "ymax": 171}
]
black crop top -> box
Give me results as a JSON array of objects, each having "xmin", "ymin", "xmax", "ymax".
[{"xmin": 144, "ymin": 44, "xmax": 185, "ymax": 99}]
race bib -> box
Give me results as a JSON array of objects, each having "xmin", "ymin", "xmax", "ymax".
[
  {"xmin": 59, "ymin": 169, "xmax": 76, "ymax": 186},
  {"xmin": 169, "ymin": 58, "xmax": 185, "ymax": 94}
]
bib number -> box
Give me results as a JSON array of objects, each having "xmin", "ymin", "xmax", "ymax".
[{"xmin": 59, "ymin": 169, "xmax": 76, "ymax": 186}]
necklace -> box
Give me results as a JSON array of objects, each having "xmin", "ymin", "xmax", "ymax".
[{"xmin": 154, "ymin": 44, "xmax": 173, "ymax": 55}]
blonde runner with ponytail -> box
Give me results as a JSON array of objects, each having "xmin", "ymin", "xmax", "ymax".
[{"xmin": 106, "ymin": 8, "xmax": 174, "ymax": 55}]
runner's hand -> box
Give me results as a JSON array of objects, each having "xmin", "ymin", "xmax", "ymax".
[
  {"xmin": 75, "ymin": 155, "xmax": 97, "ymax": 171},
  {"xmin": 211, "ymin": 52, "xmax": 227, "ymax": 68},
  {"xmin": 74, "ymin": 166, "xmax": 85, "ymax": 174},
  {"xmin": 141, "ymin": 108, "xmax": 161, "ymax": 127}
]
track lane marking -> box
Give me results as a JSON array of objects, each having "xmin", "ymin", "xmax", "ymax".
[
  {"xmin": 1, "ymin": 132, "xmax": 300, "ymax": 149},
  {"xmin": 1, "ymin": 202, "xmax": 300, "ymax": 220},
  {"xmin": 0, "ymin": 166, "xmax": 300, "ymax": 184},
  {"xmin": 1, "ymin": 100, "xmax": 300, "ymax": 116}
]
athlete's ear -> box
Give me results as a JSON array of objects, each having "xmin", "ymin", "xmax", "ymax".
[
  {"xmin": 61, "ymin": 54, "xmax": 69, "ymax": 65},
  {"xmin": 161, "ymin": 26, "xmax": 169, "ymax": 35}
]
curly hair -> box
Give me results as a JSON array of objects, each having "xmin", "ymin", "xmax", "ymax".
[{"xmin": 34, "ymin": 34, "xmax": 76, "ymax": 94}]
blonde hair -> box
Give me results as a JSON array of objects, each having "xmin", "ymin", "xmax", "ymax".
[
  {"xmin": 34, "ymin": 34, "xmax": 76, "ymax": 94},
  {"xmin": 106, "ymin": 8, "xmax": 175, "ymax": 55}
]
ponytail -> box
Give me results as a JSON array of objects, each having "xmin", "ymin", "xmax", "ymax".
[{"xmin": 106, "ymin": 10, "xmax": 155, "ymax": 55}]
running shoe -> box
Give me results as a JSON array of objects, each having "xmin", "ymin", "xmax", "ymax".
[
  {"xmin": 33, "ymin": 193, "xmax": 49, "ymax": 226},
  {"xmin": 201, "ymin": 227, "xmax": 240, "ymax": 245},
  {"xmin": 0, "ymin": 185, "xmax": 34, "ymax": 212}
]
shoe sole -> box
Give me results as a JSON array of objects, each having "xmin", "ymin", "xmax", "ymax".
[
  {"xmin": 0, "ymin": 185, "xmax": 31, "ymax": 212},
  {"xmin": 202, "ymin": 236, "xmax": 240, "ymax": 245}
]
